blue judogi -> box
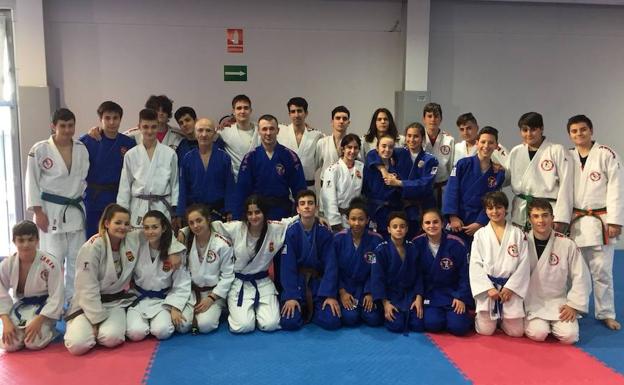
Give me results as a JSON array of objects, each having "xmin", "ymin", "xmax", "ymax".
[
  {"xmin": 412, "ymin": 232, "xmax": 472, "ymax": 336},
  {"xmin": 280, "ymin": 219, "xmax": 341, "ymax": 331},
  {"xmin": 177, "ymin": 148, "xmax": 235, "ymax": 219},
  {"xmin": 370, "ymin": 240, "xmax": 424, "ymax": 333},
  {"xmin": 442, "ymin": 155, "xmax": 505, "ymax": 248},
  {"xmin": 236, "ymin": 144, "xmax": 306, "ymax": 220},
  {"xmin": 363, "ymin": 150, "xmax": 403, "ymax": 238},
  {"xmin": 334, "ymin": 229, "xmax": 384, "ymax": 326},
  {"xmin": 176, "ymin": 138, "xmax": 198, "ymax": 168},
  {"xmin": 80, "ymin": 133, "xmax": 136, "ymax": 237}
]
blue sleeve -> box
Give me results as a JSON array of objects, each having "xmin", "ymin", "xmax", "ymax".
[
  {"xmin": 366, "ymin": 149, "xmax": 383, "ymax": 168},
  {"xmin": 442, "ymin": 162, "xmax": 461, "ymax": 217},
  {"xmin": 280, "ymin": 231, "xmax": 302, "ymax": 302},
  {"xmin": 402, "ymin": 157, "xmax": 438, "ymax": 199},
  {"xmin": 451, "ymin": 244, "xmax": 471, "ymax": 303},
  {"xmin": 414, "ymin": 250, "xmax": 424, "ymax": 297},
  {"xmin": 318, "ymin": 230, "xmax": 338, "ymax": 299},
  {"xmin": 223, "ymin": 154, "xmax": 236, "ymax": 216},
  {"xmin": 176, "ymin": 159, "xmax": 189, "ymax": 217},
  {"xmin": 214, "ymin": 136, "xmax": 226, "ymax": 150},
  {"xmin": 234, "ymin": 152, "xmax": 254, "ymax": 220},
  {"xmin": 288, "ymin": 152, "xmax": 307, "ymax": 197},
  {"xmin": 370, "ymin": 245, "xmax": 386, "ymax": 301},
  {"xmin": 334, "ymin": 237, "xmax": 347, "ymax": 291}
]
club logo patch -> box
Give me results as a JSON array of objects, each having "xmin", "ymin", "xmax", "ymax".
[
  {"xmin": 40, "ymin": 269, "xmax": 49, "ymax": 281},
  {"xmin": 507, "ymin": 244, "xmax": 519, "ymax": 257},
  {"xmin": 42, "ymin": 157, "xmax": 54, "ymax": 169},
  {"xmin": 440, "ymin": 145, "xmax": 451, "ymax": 155},
  {"xmin": 549, "ymin": 253, "xmax": 559, "ymax": 266},
  {"xmin": 275, "ymin": 163, "xmax": 285, "ymax": 176},
  {"xmin": 364, "ymin": 251, "xmax": 376, "ymax": 264},
  {"xmin": 590, "ymin": 171, "xmax": 601, "ymax": 182},
  {"xmin": 440, "ymin": 257, "xmax": 454, "ymax": 270},
  {"xmin": 206, "ymin": 250, "xmax": 218, "ymax": 263},
  {"xmin": 540, "ymin": 159, "xmax": 554, "ymax": 171},
  {"xmin": 487, "ymin": 176, "xmax": 497, "ymax": 188},
  {"xmin": 126, "ymin": 251, "xmax": 135, "ymax": 262},
  {"xmin": 83, "ymin": 262, "xmax": 90, "ymax": 271},
  {"xmin": 269, "ymin": 241, "xmax": 275, "ymax": 253},
  {"xmin": 431, "ymin": 166, "xmax": 438, "ymax": 175},
  {"xmin": 162, "ymin": 261, "xmax": 171, "ymax": 272},
  {"xmin": 418, "ymin": 160, "xmax": 425, "ymax": 168}
]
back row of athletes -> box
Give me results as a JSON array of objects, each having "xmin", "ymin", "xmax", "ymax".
[{"xmin": 1, "ymin": 94, "xmax": 620, "ymax": 353}]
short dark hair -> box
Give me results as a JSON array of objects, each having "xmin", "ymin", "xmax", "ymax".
[
  {"xmin": 346, "ymin": 196, "xmax": 369, "ymax": 218},
  {"xmin": 482, "ymin": 191, "xmax": 509, "ymax": 210},
  {"xmin": 12, "ymin": 220, "xmax": 39, "ymax": 241},
  {"xmin": 566, "ymin": 114, "xmax": 593, "ymax": 133},
  {"xmin": 232, "ymin": 94, "xmax": 252, "ymax": 108},
  {"xmin": 478, "ymin": 126, "xmax": 499, "ymax": 142},
  {"xmin": 518, "ymin": 112, "xmax": 543, "ymax": 130},
  {"xmin": 174, "ymin": 106, "xmax": 197, "ymax": 122},
  {"xmin": 287, "ymin": 97, "xmax": 308, "ymax": 113},
  {"xmin": 296, "ymin": 189, "xmax": 317, "ymax": 205},
  {"xmin": 405, "ymin": 122, "xmax": 425, "ymax": 138},
  {"xmin": 387, "ymin": 211, "xmax": 408, "ymax": 226},
  {"xmin": 456, "ymin": 112, "xmax": 477, "ymax": 127},
  {"xmin": 52, "ymin": 108, "xmax": 75, "ymax": 125},
  {"xmin": 340, "ymin": 133, "xmax": 361, "ymax": 150},
  {"xmin": 258, "ymin": 114, "xmax": 278, "ymax": 126},
  {"xmin": 423, "ymin": 102, "xmax": 443, "ymax": 119},
  {"xmin": 145, "ymin": 95, "xmax": 173, "ymax": 118},
  {"xmin": 331, "ymin": 105, "xmax": 350, "ymax": 119},
  {"xmin": 364, "ymin": 108, "xmax": 399, "ymax": 143},
  {"xmin": 97, "ymin": 101, "xmax": 123, "ymax": 119},
  {"xmin": 527, "ymin": 198, "xmax": 554, "ymax": 216},
  {"xmin": 139, "ymin": 108, "xmax": 158, "ymax": 122}
]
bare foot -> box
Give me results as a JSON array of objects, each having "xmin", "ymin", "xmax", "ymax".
[{"xmin": 604, "ymin": 318, "xmax": 621, "ymax": 330}]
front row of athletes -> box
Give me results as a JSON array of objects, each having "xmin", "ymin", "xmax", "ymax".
[{"xmin": 1, "ymin": 189, "xmax": 590, "ymax": 354}]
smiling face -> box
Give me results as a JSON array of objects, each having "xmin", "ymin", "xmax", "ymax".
[
  {"xmin": 477, "ymin": 133, "xmax": 498, "ymax": 159},
  {"xmin": 348, "ymin": 208, "xmax": 368, "ymax": 237},
  {"xmin": 259, "ymin": 118, "xmax": 279, "ymax": 147},
  {"xmin": 187, "ymin": 210, "xmax": 210, "ymax": 237},
  {"xmin": 405, "ymin": 126, "xmax": 424, "ymax": 152},
  {"xmin": 421, "ymin": 211, "xmax": 442, "ymax": 239},
  {"xmin": 195, "ymin": 119, "xmax": 216, "ymax": 146},
  {"xmin": 568, "ymin": 122, "xmax": 593, "ymax": 148},
  {"xmin": 520, "ymin": 125, "xmax": 544, "ymax": 148},
  {"xmin": 485, "ymin": 204, "xmax": 507, "ymax": 224},
  {"xmin": 105, "ymin": 212, "xmax": 130, "ymax": 242},
  {"xmin": 246, "ymin": 203, "xmax": 265, "ymax": 229},
  {"xmin": 177, "ymin": 114, "xmax": 196, "ymax": 136},
  {"xmin": 342, "ymin": 139, "xmax": 360, "ymax": 163},
  {"xmin": 529, "ymin": 207, "xmax": 553, "ymax": 238},
  {"xmin": 233, "ymin": 100, "xmax": 252, "ymax": 124},
  {"xmin": 142, "ymin": 216, "xmax": 164, "ymax": 244},
  {"xmin": 377, "ymin": 136, "xmax": 395, "ymax": 159}
]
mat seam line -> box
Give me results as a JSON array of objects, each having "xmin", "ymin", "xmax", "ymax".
[
  {"xmin": 425, "ymin": 333, "xmax": 473, "ymax": 384},
  {"xmin": 142, "ymin": 341, "xmax": 160, "ymax": 385}
]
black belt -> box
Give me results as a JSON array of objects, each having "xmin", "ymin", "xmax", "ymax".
[
  {"xmin": 65, "ymin": 291, "xmax": 134, "ymax": 321},
  {"xmin": 88, "ymin": 183, "xmax": 119, "ymax": 202},
  {"xmin": 306, "ymin": 180, "xmax": 315, "ymax": 187},
  {"xmin": 262, "ymin": 196, "xmax": 293, "ymax": 213}
]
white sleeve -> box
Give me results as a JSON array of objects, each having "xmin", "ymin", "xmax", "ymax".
[
  {"xmin": 170, "ymin": 152, "xmax": 179, "ymax": 209},
  {"xmin": 39, "ymin": 256, "xmax": 65, "ymax": 320},
  {"xmin": 25, "ymin": 146, "xmax": 43, "ymax": 210},
  {"xmin": 117, "ymin": 154, "xmax": 132, "ymax": 209},
  {"xmin": 606, "ymin": 151, "xmax": 624, "ymax": 226},
  {"xmin": 321, "ymin": 167, "xmax": 342, "ymax": 226},
  {"xmin": 469, "ymin": 233, "xmax": 494, "ymax": 297},
  {"xmin": 566, "ymin": 245, "xmax": 591, "ymax": 314},
  {"xmin": 0, "ymin": 258, "xmax": 14, "ymax": 315},
  {"xmin": 503, "ymin": 238, "xmax": 530, "ymax": 299},
  {"xmin": 552, "ymin": 146, "xmax": 573, "ymax": 224},
  {"xmin": 213, "ymin": 244, "xmax": 235, "ymax": 299},
  {"xmin": 75, "ymin": 242, "xmax": 108, "ymax": 324},
  {"xmin": 164, "ymin": 264, "xmax": 191, "ymax": 311}
]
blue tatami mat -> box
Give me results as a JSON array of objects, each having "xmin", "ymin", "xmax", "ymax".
[{"xmin": 146, "ymin": 324, "xmax": 470, "ymax": 385}]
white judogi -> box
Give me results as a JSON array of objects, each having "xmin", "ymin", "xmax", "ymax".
[
  {"xmin": 278, "ymin": 124, "xmax": 324, "ymax": 187},
  {"xmin": 316, "ymin": 135, "xmax": 342, "ymax": 178},
  {"xmin": 218, "ymin": 122, "xmax": 260, "ymax": 181},
  {"xmin": 424, "ymin": 131, "xmax": 455, "ymax": 184},
  {"xmin": 453, "ymin": 140, "xmax": 509, "ymax": 166},
  {"xmin": 524, "ymin": 231, "xmax": 591, "ymax": 344},
  {"xmin": 185, "ymin": 232, "xmax": 234, "ymax": 333},
  {"xmin": 26, "ymin": 137, "xmax": 89, "ymax": 301},
  {"xmin": 360, "ymin": 135, "xmax": 405, "ymax": 158},
  {"xmin": 64, "ymin": 232, "xmax": 140, "ymax": 355},
  {"xmin": 211, "ymin": 218, "xmax": 295, "ymax": 333},
  {"xmin": 470, "ymin": 222, "xmax": 530, "ymax": 336},
  {"xmin": 320, "ymin": 159, "xmax": 364, "ymax": 227},
  {"xmin": 568, "ymin": 142, "xmax": 624, "ymax": 320},
  {"xmin": 126, "ymin": 239, "xmax": 191, "ymax": 341},
  {"xmin": 125, "ymin": 124, "xmax": 184, "ymax": 150},
  {"xmin": 117, "ymin": 142, "xmax": 179, "ymax": 227},
  {"xmin": 0, "ymin": 251, "xmax": 63, "ymax": 352},
  {"xmin": 507, "ymin": 140, "xmax": 573, "ymax": 228}
]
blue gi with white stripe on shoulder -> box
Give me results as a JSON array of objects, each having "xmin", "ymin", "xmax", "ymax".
[
  {"xmin": 79, "ymin": 132, "xmax": 136, "ymax": 237},
  {"xmin": 334, "ymin": 229, "xmax": 384, "ymax": 327},
  {"xmin": 412, "ymin": 232, "xmax": 472, "ymax": 336},
  {"xmin": 280, "ymin": 219, "xmax": 341, "ymax": 331},
  {"xmin": 370, "ymin": 239, "xmax": 424, "ymax": 333}
]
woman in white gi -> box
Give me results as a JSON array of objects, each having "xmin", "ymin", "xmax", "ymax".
[
  {"xmin": 126, "ymin": 210, "xmax": 191, "ymax": 341},
  {"xmin": 181, "ymin": 204, "xmax": 234, "ymax": 333},
  {"xmin": 210, "ymin": 195, "xmax": 296, "ymax": 333},
  {"xmin": 361, "ymin": 108, "xmax": 404, "ymax": 156},
  {"xmin": 320, "ymin": 134, "xmax": 364, "ymax": 232},
  {"xmin": 470, "ymin": 191, "xmax": 530, "ymax": 337},
  {"xmin": 1, "ymin": 221, "xmax": 63, "ymax": 352}
]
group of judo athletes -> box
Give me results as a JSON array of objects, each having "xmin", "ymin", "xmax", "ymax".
[{"xmin": 0, "ymin": 94, "xmax": 620, "ymax": 354}]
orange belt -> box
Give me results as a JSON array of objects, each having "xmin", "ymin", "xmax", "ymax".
[{"xmin": 570, "ymin": 207, "xmax": 608, "ymax": 244}]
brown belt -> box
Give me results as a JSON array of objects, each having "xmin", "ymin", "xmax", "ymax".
[{"xmin": 298, "ymin": 267, "xmax": 322, "ymax": 323}]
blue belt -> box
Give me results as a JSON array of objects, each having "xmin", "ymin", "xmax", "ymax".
[
  {"xmin": 488, "ymin": 275, "xmax": 509, "ymax": 319},
  {"xmin": 131, "ymin": 285, "xmax": 169, "ymax": 307},
  {"xmin": 41, "ymin": 192, "xmax": 84, "ymax": 223},
  {"xmin": 13, "ymin": 295, "xmax": 48, "ymax": 324},
  {"xmin": 235, "ymin": 271, "xmax": 269, "ymax": 308}
]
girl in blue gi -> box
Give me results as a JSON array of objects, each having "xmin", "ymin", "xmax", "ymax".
[
  {"xmin": 371, "ymin": 212, "xmax": 424, "ymax": 333},
  {"xmin": 442, "ymin": 126, "xmax": 506, "ymax": 250},
  {"xmin": 363, "ymin": 135, "xmax": 403, "ymax": 238},
  {"xmin": 412, "ymin": 208, "xmax": 472, "ymax": 335},
  {"xmin": 334, "ymin": 197, "xmax": 384, "ymax": 327}
]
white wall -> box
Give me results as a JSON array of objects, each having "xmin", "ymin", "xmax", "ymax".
[
  {"xmin": 429, "ymin": 0, "xmax": 624, "ymax": 152},
  {"xmin": 43, "ymin": 0, "xmax": 403, "ymax": 136}
]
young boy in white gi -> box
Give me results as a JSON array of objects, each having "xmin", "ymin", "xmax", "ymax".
[
  {"xmin": 470, "ymin": 191, "xmax": 530, "ymax": 337},
  {"xmin": 1, "ymin": 221, "xmax": 63, "ymax": 352},
  {"xmin": 524, "ymin": 199, "xmax": 591, "ymax": 343},
  {"xmin": 26, "ymin": 108, "xmax": 89, "ymax": 301},
  {"xmin": 453, "ymin": 112, "xmax": 508, "ymax": 166},
  {"xmin": 567, "ymin": 114, "xmax": 623, "ymax": 330},
  {"xmin": 125, "ymin": 95, "xmax": 183, "ymax": 150}
]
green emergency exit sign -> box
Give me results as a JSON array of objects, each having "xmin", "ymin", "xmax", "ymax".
[{"xmin": 224, "ymin": 65, "xmax": 247, "ymax": 81}]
